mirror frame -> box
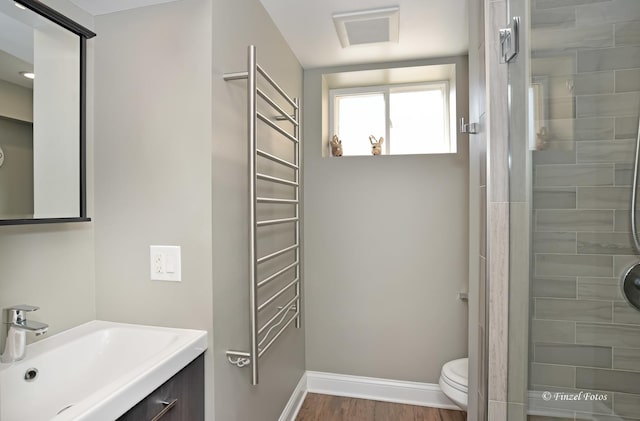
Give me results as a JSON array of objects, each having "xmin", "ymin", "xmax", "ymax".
[{"xmin": 0, "ymin": 0, "xmax": 96, "ymax": 225}]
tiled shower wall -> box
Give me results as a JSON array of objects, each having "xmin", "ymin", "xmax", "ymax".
[{"xmin": 529, "ymin": 0, "xmax": 640, "ymax": 419}]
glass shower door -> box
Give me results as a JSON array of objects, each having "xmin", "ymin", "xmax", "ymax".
[{"xmin": 508, "ymin": 0, "xmax": 640, "ymax": 419}]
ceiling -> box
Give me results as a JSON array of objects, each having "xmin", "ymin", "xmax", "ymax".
[
  {"xmin": 69, "ymin": 0, "xmax": 178, "ymax": 15},
  {"xmin": 5, "ymin": 0, "xmax": 469, "ymax": 71},
  {"xmin": 259, "ymin": 0, "xmax": 469, "ymax": 69}
]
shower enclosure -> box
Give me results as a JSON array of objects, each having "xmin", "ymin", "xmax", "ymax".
[{"xmin": 505, "ymin": 0, "xmax": 640, "ymax": 419}]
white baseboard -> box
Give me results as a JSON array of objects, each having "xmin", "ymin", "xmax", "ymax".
[
  {"xmin": 279, "ymin": 370, "xmax": 460, "ymax": 421},
  {"xmin": 306, "ymin": 371, "xmax": 459, "ymax": 410},
  {"xmin": 279, "ymin": 372, "xmax": 308, "ymax": 421}
]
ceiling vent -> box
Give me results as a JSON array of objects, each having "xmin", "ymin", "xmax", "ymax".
[{"xmin": 332, "ymin": 7, "xmax": 399, "ymax": 48}]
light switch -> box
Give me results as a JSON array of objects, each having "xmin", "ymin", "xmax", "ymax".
[
  {"xmin": 165, "ymin": 254, "xmax": 176, "ymax": 273},
  {"xmin": 149, "ymin": 246, "xmax": 181, "ymax": 282}
]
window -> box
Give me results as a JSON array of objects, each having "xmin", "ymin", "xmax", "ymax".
[{"xmin": 329, "ymin": 82, "xmax": 454, "ymax": 156}]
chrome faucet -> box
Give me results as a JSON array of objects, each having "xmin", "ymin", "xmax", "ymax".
[{"xmin": 0, "ymin": 305, "xmax": 48, "ymax": 363}]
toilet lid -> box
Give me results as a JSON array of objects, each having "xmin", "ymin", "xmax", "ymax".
[{"xmin": 442, "ymin": 358, "xmax": 468, "ymax": 388}]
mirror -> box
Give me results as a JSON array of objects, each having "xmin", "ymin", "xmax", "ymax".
[{"xmin": 0, "ymin": 0, "xmax": 94, "ymax": 225}]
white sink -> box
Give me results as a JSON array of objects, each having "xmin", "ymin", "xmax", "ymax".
[{"xmin": 0, "ymin": 320, "xmax": 207, "ymax": 421}]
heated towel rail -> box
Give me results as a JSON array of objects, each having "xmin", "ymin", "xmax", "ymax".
[{"xmin": 224, "ymin": 46, "xmax": 301, "ymax": 385}]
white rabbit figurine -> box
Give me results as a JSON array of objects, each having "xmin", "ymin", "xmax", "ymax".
[
  {"xmin": 331, "ymin": 135, "xmax": 343, "ymax": 157},
  {"xmin": 369, "ymin": 135, "xmax": 384, "ymax": 156}
]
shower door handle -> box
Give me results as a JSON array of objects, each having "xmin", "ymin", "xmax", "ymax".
[
  {"xmin": 500, "ymin": 17, "xmax": 520, "ymax": 63},
  {"xmin": 460, "ymin": 118, "xmax": 479, "ymax": 135}
]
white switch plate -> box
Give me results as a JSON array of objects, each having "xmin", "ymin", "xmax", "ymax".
[{"xmin": 149, "ymin": 245, "xmax": 181, "ymax": 282}]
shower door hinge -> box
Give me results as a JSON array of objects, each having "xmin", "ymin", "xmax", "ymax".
[{"xmin": 500, "ymin": 17, "xmax": 520, "ymax": 64}]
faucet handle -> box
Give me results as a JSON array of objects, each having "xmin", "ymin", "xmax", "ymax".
[
  {"xmin": 8, "ymin": 305, "xmax": 39, "ymax": 312},
  {"xmin": 4, "ymin": 305, "xmax": 39, "ymax": 323}
]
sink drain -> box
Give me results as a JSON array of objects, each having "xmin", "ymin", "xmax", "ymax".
[{"xmin": 24, "ymin": 368, "xmax": 38, "ymax": 382}]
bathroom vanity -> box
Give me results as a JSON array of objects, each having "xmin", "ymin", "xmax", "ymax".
[
  {"xmin": 118, "ymin": 354, "xmax": 204, "ymax": 421},
  {"xmin": 0, "ymin": 321, "xmax": 207, "ymax": 421}
]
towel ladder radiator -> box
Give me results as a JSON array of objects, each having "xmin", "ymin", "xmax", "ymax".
[{"xmin": 224, "ymin": 45, "xmax": 301, "ymax": 385}]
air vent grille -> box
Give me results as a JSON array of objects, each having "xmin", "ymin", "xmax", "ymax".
[{"xmin": 333, "ymin": 7, "xmax": 399, "ymax": 48}]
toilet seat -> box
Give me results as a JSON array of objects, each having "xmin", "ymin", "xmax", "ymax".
[
  {"xmin": 439, "ymin": 357, "xmax": 468, "ymax": 411},
  {"xmin": 441, "ymin": 358, "xmax": 468, "ymax": 391}
]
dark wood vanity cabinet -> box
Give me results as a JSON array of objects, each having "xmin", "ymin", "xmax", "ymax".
[{"xmin": 117, "ymin": 354, "xmax": 204, "ymax": 421}]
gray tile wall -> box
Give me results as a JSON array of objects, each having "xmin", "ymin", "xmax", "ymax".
[{"xmin": 530, "ymin": 0, "xmax": 640, "ymax": 419}]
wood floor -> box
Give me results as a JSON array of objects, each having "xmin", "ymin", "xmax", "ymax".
[{"xmin": 295, "ymin": 393, "xmax": 467, "ymax": 421}]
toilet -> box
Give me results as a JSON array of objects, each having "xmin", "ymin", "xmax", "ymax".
[{"xmin": 439, "ymin": 357, "xmax": 468, "ymax": 411}]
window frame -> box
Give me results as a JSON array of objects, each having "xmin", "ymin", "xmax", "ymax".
[{"xmin": 329, "ymin": 80, "xmax": 452, "ymax": 156}]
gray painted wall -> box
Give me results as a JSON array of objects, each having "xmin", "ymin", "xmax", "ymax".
[
  {"xmin": 92, "ymin": 0, "xmax": 214, "ymax": 418},
  {"xmin": 0, "ymin": 118, "xmax": 33, "ymax": 218},
  {"xmin": 0, "ymin": 0, "xmax": 95, "ymax": 339},
  {"xmin": 32, "ymin": 26, "xmax": 80, "ymax": 219},
  {"xmin": 94, "ymin": 0, "xmax": 305, "ymax": 420},
  {"xmin": 303, "ymin": 57, "xmax": 469, "ymax": 383},
  {"xmin": 211, "ymin": 0, "xmax": 305, "ymax": 420},
  {"xmin": 0, "ymin": 80, "xmax": 32, "ymax": 122}
]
